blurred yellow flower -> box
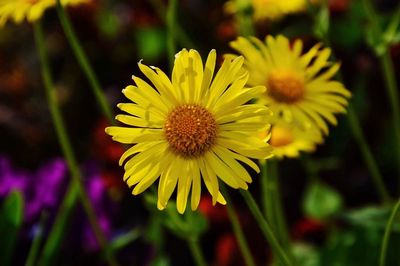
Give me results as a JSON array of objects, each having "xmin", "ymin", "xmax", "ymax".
[
  {"xmin": 227, "ymin": 35, "xmax": 351, "ymax": 135},
  {"xmin": 225, "ymin": 0, "xmax": 314, "ymax": 22},
  {"xmin": 260, "ymin": 121, "xmax": 323, "ymax": 158},
  {"xmin": 106, "ymin": 49, "xmax": 273, "ymax": 214},
  {"xmin": 0, "ymin": 0, "xmax": 89, "ymax": 26}
]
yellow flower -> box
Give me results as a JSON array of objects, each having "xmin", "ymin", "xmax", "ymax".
[
  {"xmin": 0, "ymin": 0, "xmax": 89, "ymax": 26},
  {"xmin": 225, "ymin": 0, "xmax": 313, "ymax": 22},
  {"xmin": 252, "ymin": 0, "xmax": 308, "ymax": 21},
  {"xmin": 106, "ymin": 49, "xmax": 273, "ymax": 214},
  {"xmin": 261, "ymin": 120, "xmax": 323, "ymax": 158},
  {"xmin": 227, "ymin": 35, "xmax": 351, "ymax": 135}
]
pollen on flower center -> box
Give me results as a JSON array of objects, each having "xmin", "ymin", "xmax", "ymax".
[
  {"xmin": 267, "ymin": 70, "xmax": 305, "ymax": 103},
  {"xmin": 164, "ymin": 104, "xmax": 217, "ymax": 158},
  {"xmin": 270, "ymin": 125, "xmax": 294, "ymax": 147}
]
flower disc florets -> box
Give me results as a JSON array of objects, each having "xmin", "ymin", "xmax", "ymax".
[
  {"xmin": 267, "ymin": 70, "xmax": 304, "ymax": 103},
  {"xmin": 164, "ymin": 104, "xmax": 217, "ymax": 158}
]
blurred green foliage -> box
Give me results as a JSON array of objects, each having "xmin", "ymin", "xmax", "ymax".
[
  {"xmin": 303, "ymin": 181, "xmax": 343, "ymax": 220},
  {"xmin": 0, "ymin": 191, "xmax": 24, "ymax": 266}
]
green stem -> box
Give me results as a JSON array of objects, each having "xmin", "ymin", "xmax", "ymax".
[
  {"xmin": 56, "ymin": 0, "xmax": 114, "ymax": 122},
  {"xmin": 361, "ymin": 0, "xmax": 381, "ymax": 38},
  {"xmin": 148, "ymin": 0, "xmax": 195, "ymax": 49},
  {"xmin": 262, "ymin": 160, "xmax": 295, "ymax": 265},
  {"xmin": 362, "ymin": 0, "xmax": 400, "ymax": 186},
  {"xmin": 383, "ymin": 4, "xmax": 400, "ymax": 42},
  {"xmin": 240, "ymin": 190, "xmax": 294, "ymax": 266},
  {"xmin": 260, "ymin": 160, "xmax": 272, "ymax": 222},
  {"xmin": 187, "ymin": 238, "xmax": 207, "ymax": 266},
  {"xmin": 312, "ymin": 0, "xmax": 391, "ymax": 204},
  {"xmin": 268, "ymin": 161, "xmax": 292, "ymax": 254},
  {"xmin": 38, "ymin": 182, "xmax": 79, "ymax": 266},
  {"xmin": 380, "ymin": 51, "xmax": 400, "ymax": 182},
  {"xmin": 223, "ymin": 188, "xmax": 256, "ymax": 266},
  {"xmin": 234, "ymin": 0, "xmax": 255, "ymax": 36},
  {"xmin": 166, "ymin": 0, "xmax": 178, "ymax": 72},
  {"xmin": 26, "ymin": 212, "xmax": 47, "ymax": 266},
  {"xmin": 33, "ymin": 21, "xmax": 118, "ymax": 266},
  {"xmin": 347, "ymin": 107, "xmax": 391, "ymax": 204},
  {"xmin": 380, "ymin": 199, "xmax": 400, "ymax": 266},
  {"xmin": 110, "ymin": 228, "xmax": 141, "ymax": 252}
]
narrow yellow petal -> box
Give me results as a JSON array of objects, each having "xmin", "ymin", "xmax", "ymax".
[
  {"xmin": 212, "ymin": 146, "xmax": 252, "ymax": 183},
  {"xmin": 191, "ymin": 161, "xmax": 202, "ymax": 211},
  {"xmin": 176, "ymin": 165, "xmax": 192, "ymax": 214},
  {"xmin": 205, "ymin": 152, "xmax": 248, "ymax": 189}
]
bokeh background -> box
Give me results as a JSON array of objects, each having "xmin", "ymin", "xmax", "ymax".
[{"xmin": 1, "ymin": 0, "xmax": 400, "ymax": 265}]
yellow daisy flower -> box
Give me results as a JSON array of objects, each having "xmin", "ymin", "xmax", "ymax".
[
  {"xmin": 260, "ymin": 120, "xmax": 323, "ymax": 158},
  {"xmin": 225, "ymin": 0, "xmax": 314, "ymax": 22},
  {"xmin": 227, "ymin": 35, "xmax": 351, "ymax": 135},
  {"xmin": 0, "ymin": 0, "xmax": 90, "ymax": 26},
  {"xmin": 106, "ymin": 49, "xmax": 273, "ymax": 214},
  {"xmin": 252, "ymin": 0, "xmax": 308, "ymax": 21}
]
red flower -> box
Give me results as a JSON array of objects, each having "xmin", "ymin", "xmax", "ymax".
[
  {"xmin": 329, "ymin": 0, "xmax": 349, "ymax": 13},
  {"xmin": 292, "ymin": 217, "xmax": 326, "ymax": 240},
  {"xmin": 93, "ymin": 119, "xmax": 124, "ymax": 163},
  {"xmin": 215, "ymin": 234, "xmax": 238, "ymax": 266},
  {"xmin": 198, "ymin": 195, "xmax": 228, "ymax": 223}
]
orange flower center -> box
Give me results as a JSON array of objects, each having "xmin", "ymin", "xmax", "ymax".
[
  {"xmin": 270, "ymin": 125, "xmax": 294, "ymax": 147},
  {"xmin": 164, "ymin": 104, "xmax": 217, "ymax": 158},
  {"xmin": 267, "ymin": 70, "xmax": 304, "ymax": 103}
]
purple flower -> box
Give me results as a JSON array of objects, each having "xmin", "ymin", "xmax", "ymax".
[
  {"xmin": 0, "ymin": 155, "xmax": 68, "ymax": 222},
  {"xmin": 0, "ymin": 155, "xmax": 117, "ymax": 250},
  {"xmin": 0, "ymin": 155, "xmax": 29, "ymax": 196},
  {"xmin": 25, "ymin": 158, "xmax": 68, "ymax": 221},
  {"xmin": 81, "ymin": 160, "xmax": 114, "ymax": 250}
]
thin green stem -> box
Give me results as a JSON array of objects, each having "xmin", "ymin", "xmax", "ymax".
[
  {"xmin": 240, "ymin": 190, "xmax": 294, "ymax": 266},
  {"xmin": 222, "ymin": 187, "xmax": 256, "ymax": 266},
  {"xmin": 56, "ymin": 0, "xmax": 113, "ymax": 122},
  {"xmin": 38, "ymin": 182, "xmax": 79, "ymax": 266},
  {"xmin": 362, "ymin": 0, "xmax": 400, "ymax": 186},
  {"xmin": 268, "ymin": 161, "xmax": 291, "ymax": 253},
  {"xmin": 380, "ymin": 51, "xmax": 400, "ymax": 181},
  {"xmin": 33, "ymin": 21, "xmax": 118, "ymax": 266},
  {"xmin": 362, "ymin": 0, "xmax": 381, "ymax": 37},
  {"xmin": 260, "ymin": 159, "xmax": 275, "ymax": 234},
  {"xmin": 383, "ymin": 4, "xmax": 400, "ymax": 42},
  {"xmin": 187, "ymin": 238, "xmax": 207, "ymax": 266},
  {"xmin": 26, "ymin": 212, "xmax": 47, "ymax": 266},
  {"xmin": 110, "ymin": 228, "xmax": 141, "ymax": 252},
  {"xmin": 311, "ymin": 0, "xmax": 391, "ymax": 204},
  {"xmin": 347, "ymin": 107, "xmax": 391, "ymax": 204},
  {"xmin": 234, "ymin": 0, "xmax": 255, "ymax": 36},
  {"xmin": 148, "ymin": 0, "xmax": 195, "ymax": 48},
  {"xmin": 380, "ymin": 199, "xmax": 400, "ymax": 266},
  {"xmin": 261, "ymin": 160, "xmax": 295, "ymax": 265},
  {"xmin": 166, "ymin": 0, "xmax": 178, "ymax": 72}
]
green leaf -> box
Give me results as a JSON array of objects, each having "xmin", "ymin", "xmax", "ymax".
[
  {"xmin": 321, "ymin": 224, "xmax": 400, "ymax": 266},
  {"xmin": 183, "ymin": 208, "xmax": 208, "ymax": 237},
  {"xmin": 365, "ymin": 26, "xmax": 387, "ymax": 55},
  {"xmin": 329, "ymin": 1, "xmax": 365, "ymax": 50},
  {"xmin": 97, "ymin": 9, "xmax": 121, "ymax": 39},
  {"xmin": 143, "ymin": 193, "xmax": 208, "ymax": 240},
  {"xmin": 292, "ymin": 243, "xmax": 321, "ymax": 266},
  {"xmin": 342, "ymin": 206, "xmax": 400, "ymax": 231},
  {"xmin": 0, "ymin": 191, "xmax": 24, "ymax": 266},
  {"xmin": 303, "ymin": 181, "xmax": 343, "ymax": 220},
  {"xmin": 313, "ymin": 6, "xmax": 330, "ymax": 40},
  {"xmin": 149, "ymin": 254, "xmax": 171, "ymax": 266},
  {"xmin": 135, "ymin": 27, "xmax": 166, "ymax": 62}
]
